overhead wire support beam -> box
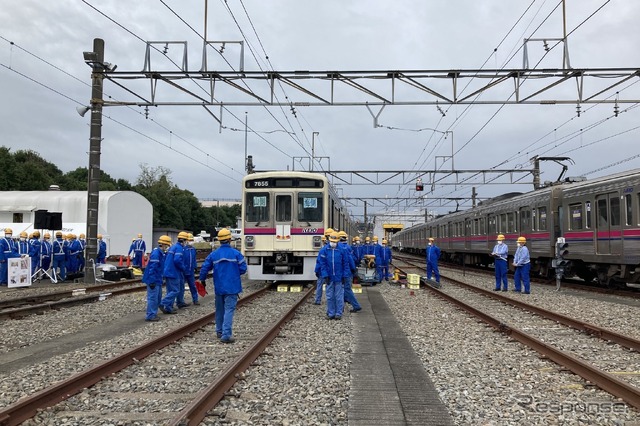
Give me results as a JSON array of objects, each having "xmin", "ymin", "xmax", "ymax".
[{"xmin": 102, "ymin": 67, "xmax": 640, "ymax": 107}]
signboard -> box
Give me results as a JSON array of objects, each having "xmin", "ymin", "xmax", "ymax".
[{"xmin": 8, "ymin": 256, "xmax": 32, "ymax": 288}]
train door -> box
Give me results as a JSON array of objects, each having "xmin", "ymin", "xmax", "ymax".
[
  {"xmin": 595, "ymin": 192, "xmax": 621, "ymax": 255},
  {"xmin": 275, "ymin": 193, "xmax": 293, "ymax": 248},
  {"xmin": 465, "ymin": 218, "xmax": 471, "ymax": 249}
]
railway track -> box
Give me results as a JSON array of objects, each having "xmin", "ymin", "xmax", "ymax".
[
  {"xmin": 394, "ymin": 253, "xmax": 640, "ymax": 298},
  {"xmin": 0, "ymin": 285, "xmax": 312, "ymax": 425},
  {"xmin": 392, "ymin": 257, "xmax": 640, "ymax": 410}
]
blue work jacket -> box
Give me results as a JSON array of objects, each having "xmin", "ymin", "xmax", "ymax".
[{"xmin": 199, "ymin": 243, "xmax": 247, "ymax": 295}]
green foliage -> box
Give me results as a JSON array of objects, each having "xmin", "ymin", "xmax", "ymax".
[{"xmin": 0, "ymin": 146, "xmax": 240, "ymax": 230}]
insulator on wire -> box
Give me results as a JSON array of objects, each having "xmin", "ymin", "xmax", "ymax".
[
  {"xmin": 614, "ymin": 101, "xmax": 619, "ymax": 117},
  {"xmin": 576, "ymin": 104, "xmax": 581, "ymax": 118}
]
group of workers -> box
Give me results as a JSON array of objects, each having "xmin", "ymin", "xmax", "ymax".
[
  {"xmin": 491, "ymin": 234, "xmax": 531, "ymax": 293},
  {"xmin": 143, "ymin": 228, "xmax": 246, "ymax": 345},
  {"xmin": 313, "ymin": 228, "xmax": 393, "ymax": 319},
  {"xmin": 0, "ymin": 228, "xmax": 109, "ymax": 284}
]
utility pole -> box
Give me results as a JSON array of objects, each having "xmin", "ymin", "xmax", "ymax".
[
  {"xmin": 311, "ymin": 132, "xmax": 319, "ymax": 171},
  {"xmin": 84, "ymin": 38, "xmax": 105, "ymax": 285},
  {"xmin": 244, "ymin": 111, "xmax": 248, "ymax": 173}
]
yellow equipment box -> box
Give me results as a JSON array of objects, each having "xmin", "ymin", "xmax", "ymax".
[
  {"xmin": 352, "ymin": 284, "xmax": 362, "ymax": 294},
  {"xmin": 407, "ymin": 274, "xmax": 420, "ymax": 285},
  {"xmin": 408, "ymin": 283, "xmax": 420, "ymax": 290},
  {"xmin": 290, "ymin": 285, "xmax": 302, "ymax": 292},
  {"xmin": 277, "ymin": 284, "xmax": 288, "ymax": 292}
]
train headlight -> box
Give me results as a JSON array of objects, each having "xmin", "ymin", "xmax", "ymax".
[
  {"xmin": 313, "ymin": 235, "xmax": 322, "ymax": 248},
  {"xmin": 245, "ymin": 236, "xmax": 255, "ymax": 249}
]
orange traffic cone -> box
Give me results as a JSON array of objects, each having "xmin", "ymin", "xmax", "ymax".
[
  {"xmin": 126, "ymin": 256, "xmax": 131, "ymax": 267},
  {"xmin": 118, "ymin": 256, "xmax": 123, "ymax": 267},
  {"xmin": 142, "ymin": 254, "xmax": 148, "ymax": 268}
]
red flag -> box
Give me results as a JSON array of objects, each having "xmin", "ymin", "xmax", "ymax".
[{"xmin": 195, "ymin": 280, "xmax": 208, "ymax": 297}]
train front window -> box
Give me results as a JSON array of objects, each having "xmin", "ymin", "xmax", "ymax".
[
  {"xmin": 298, "ymin": 192, "xmax": 323, "ymax": 223},
  {"xmin": 245, "ymin": 193, "xmax": 269, "ymax": 224},
  {"xmin": 275, "ymin": 195, "xmax": 292, "ymax": 222}
]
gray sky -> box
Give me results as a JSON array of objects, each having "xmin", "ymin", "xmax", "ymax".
[{"xmin": 1, "ymin": 1, "xmax": 639, "ymax": 221}]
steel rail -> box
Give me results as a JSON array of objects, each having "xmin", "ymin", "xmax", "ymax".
[
  {"xmin": 422, "ymin": 283, "xmax": 640, "ymax": 410},
  {"xmin": 0, "ymin": 285, "xmax": 146, "ymax": 319},
  {"xmin": 168, "ymin": 286, "xmax": 313, "ymax": 425},
  {"xmin": 0, "ymin": 286, "xmax": 270, "ymax": 426}
]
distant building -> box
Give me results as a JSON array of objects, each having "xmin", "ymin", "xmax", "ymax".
[
  {"xmin": 199, "ymin": 199, "xmax": 241, "ymax": 208},
  {"xmin": 0, "ymin": 191, "xmax": 152, "ymax": 256}
]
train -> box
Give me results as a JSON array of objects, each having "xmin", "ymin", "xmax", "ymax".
[
  {"xmin": 241, "ymin": 171, "xmax": 354, "ymax": 281},
  {"xmin": 393, "ymin": 169, "xmax": 640, "ymax": 288}
]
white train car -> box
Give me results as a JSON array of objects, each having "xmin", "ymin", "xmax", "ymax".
[{"xmin": 241, "ymin": 171, "xmax": 353, "ymax": 281}]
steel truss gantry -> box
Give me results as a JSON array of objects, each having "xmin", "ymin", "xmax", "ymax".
[
  {"xmin": 317, "ymin": 169, "xmax": 535, "ymax": 186},
  {"xmin": 103, "ymin": 67, "xmax": 640, "ymax": 108}
]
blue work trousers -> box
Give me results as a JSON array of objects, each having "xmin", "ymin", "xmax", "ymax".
[
  {"xmin": 377, "ymin": 264, "xmax": 390, "ymax": 282},
  {"xmin": 314, "ymin": 276, "xmax": 325, "ymax": 304},
  {"xmin": 215, "ymin": 293, "xmax": 238, "ymax": 340},
  {"xmin": 53, "ymin": 256, "xmax": 66, "ymax": 281},
  {"xmin": 132, "ymin": 252, "xmax": 143, "ymax": 268},
  {"xmin": 31, "ymin": 256, "xmax": 40, "ymax": 276},
  {"xmin": 343, "ymin": 277, "xmax": 361, "ymax": 310},
  {"xmin": 514, "ymin": 263, "xmax": 531, "ymax": 293},
  {"xmin": 427, "ymin": 261, "xmax": 440, "ymax": 283},
  {"xmin": 326, "ymin": 281, "xmax": 345, "ymax": 318},
  {"xmin": 161, "ymin": 276, "xmax": 181, "ymax": 312},
  {"xmin": 184, "ymin": 274, "xmax": 198, "ymax": 303},
  {"xmin": 0, "ymin": 261, "xmax": 7, "ymax": 285},
  {"xmin": 176, "ymin": 273, "xmax": 188, "ymax": 306},
  {"xmin": 41, "ymin": 256, "xmax": 51, "ymax": 273},
  {"xmin": 145, "ymin": 283, "xmax": 163, "ymax": 320},
  {"xmin": 495, "ymin": 259, "xmax": 508, "ymax": 290}
]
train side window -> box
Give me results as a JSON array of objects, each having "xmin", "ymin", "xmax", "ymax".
[
  {"xmin": 479, "ymin": 217, "xmax": 485, "ymax": 235},
  {"xmin": 610, "ymin": 195, "xmax": 621, "ymax": 227},
  {"xmin": 597, "ymin": 198, "xmax": 608, "ymax": 227},
  {"xmin": 499, "ymin": 214, "xmax": 506, "ymax": 233},
  {"xmin": 538, "ymin": 207, "xmax": 547, "ymax": 231},
  {"xmin": 245, "ymin": 192, "xmax": 270, "ymax": 224},
  {"xmin": 488, "ymin": 216, "xmax": 496, "ymax": 234},
  {"xmin": 625, "ymin": 194, "xmax": 633, "ymax": 226},
  {"xmin": 570, "ymin": 203, "xmax": 583, "ymax": 230},
  {"xmin": 585, "ymin": 201, "xmax": 592, "ymax": 229},
  {"xmin": 520, "ymin": 209, "xmax": 531, "ymax": 232},
  {"xmin": 506, "ymin": 213, "xmax": 514, "ymax": 233}
]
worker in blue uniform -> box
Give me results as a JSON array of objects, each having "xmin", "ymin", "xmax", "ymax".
[
  {"xmin": 29, "ymin": 231, "xmax": 41, "ymax": 276},
  {"xmin": 363, "ymin": 236, "xmax": 375, "ymax": 256},
  {"xmin": 128, "ymin": 234, "xmax": 147, "ymax": 268},
  {"xmin": 339, "ymin": 231, "xmax": 361, "ymax": 313},
  {"xmin": 77, "ymin": 233, "xmax": 86, "ymax": 272},
  {"xmin": 178, "ymin": 233, "xmax": 199, "ymax": 307},
  {"xmin": 68, "ymin": 234, "xmax": 82, "ymax": 274},
  {"xmin": 351, "ymin": 236, "xmax": 363, "ymax": 266},
  {"xmin": 143, "ymin": 235, "xmax": 171, "ymax": 322},
  {"xmin": 52, "ymin": 231, "xmax": 68, "ymax": 281},
  {"xmin": 313, "ymin": 230, "xmax": 332, "ymax": 305},
  {"xmin": 426, "ymin": 237, "xmax": 441, "ymax": 285},
  {"xmin": 0, "ymin": 228, "xmax": 18, "ymax": 285},
  {"xmin": 159, "ymin": 232, "xmax": 187, "ymax": 315},
  {"xmin": 375, "ymin": 238, "xmax": 392, "ymax": 282},
  {"xmin": 198, "ymin": 228, "xmax": 247, "ymax": 343},
  {"xmin": 17, "ymin": 231, "xmax": 30, "ymax": 257},
  {"xmin": 96, "ymin": 234, "xmax": 107, "ymax": 264},
  {"xmin": 317, "ymin": 232, "xmax": 349, "ymax": 320},
  {"xmin": 491, "ymin": 234, "xmax": 509, "ymax": 291},
  {"xmin": 512, "ymin": 236, "xmax": 531, "ymax": 294},
  {"xmin": 40, "ymin": 233, "xmax": 52, "ymax": 276}
]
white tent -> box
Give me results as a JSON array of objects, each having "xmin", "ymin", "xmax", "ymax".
[{"xmin": 0, "ymin": 191, "xmax": 152, "ymax": 256}]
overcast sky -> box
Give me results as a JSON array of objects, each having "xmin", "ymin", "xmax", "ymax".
[{"xmin": 1, "ymin": 1, "xmax": 639, "ymax": 222}]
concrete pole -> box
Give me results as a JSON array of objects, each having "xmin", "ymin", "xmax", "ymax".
[{"xmin": 85, "ymin": 38, "xmax": 105, "ymax": 284}]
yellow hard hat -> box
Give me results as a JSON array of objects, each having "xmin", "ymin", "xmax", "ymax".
[
  {"xmin": 517, "ymin": 236, "xmax": 526, "ymax": 244},
  {"xmin": 338, "ymin": 230, "xmax": 347, "ymax": 239},
  {"xmin": 177, "ymin": 231, "xmax": 190, "ymax": 240},
  {"xmin": 44, "ymin": 233, "xmax": 51, "ymax": 239},
  {"xmin": 354, "ymin": 236, "xmax": 361, "ymax": 242},
  {"xmin": 365, "ymin": 237, "xmax": 370, "ymax": 242},
  {"xmin": 137, "ymin": 233, "xmax": 143, "ymax": 238},
  {"xmin": 382, "ymin": 239, "xmax": 388, "ymax": 244},
  {"xmin": 97, "ymin": 234, "xmax": 103, "ymax": 239},
  {"xmin": 20, "ymin": 231, "xmax": 28, "ymax": 238},
  {"xmin": 329, "ymin": 232, "xmax": 340, "ymax": 243},
  {"xmin": 373, "ymin": 236, "xmax": 379, "ymax": 241},
  {"xmin": 429, "ymin": 237, "xmax": 435, "ymax": 242},
  {"xmin": 79, "ymin": 233, "xmax": 85, "ymax": 239},
  {"xmin": 55, "ymin": 231, "xmax": 62, "ymax": 237},
  {"xmin": 321, "ymin": 235, "xmax": 327, "ymax": 242},
  {"xmin": 4, "ymin": 228, "xmax": 12, "ymax": 234},
  {"xmin": 187, "ymin": 233, "xmax": 194, "ymax": 241},
  {"xmin": 33, "ymin": 230, "xmax": 40, "ymax": 238},
  {"xmin": 324, "ymin": 227, "xmax": 335, "ymax": 237},
  {"xmin": 497, "ymin": 234, "xmax": 505, "ymax": 241},
  {"xmin": 158, "ymin": 235, "xmax": 172, "ymax": 246},
  {"xmin": 217, "ymin": 228, "xmax": 232, "ymax": 241}
]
